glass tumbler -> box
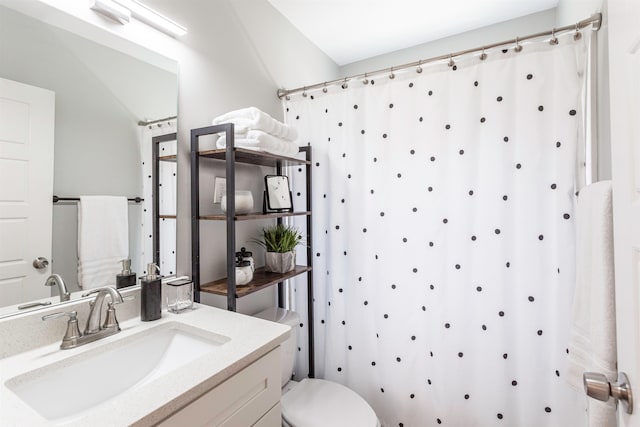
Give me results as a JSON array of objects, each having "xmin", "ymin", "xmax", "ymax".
[{"xmin": 165, "ymin": 279, "xmax": 193, "ymax": 313}]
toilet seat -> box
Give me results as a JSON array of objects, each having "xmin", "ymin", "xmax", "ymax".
[{"xmin": 281, "ymin": 378, "xmax": 378, "ymax": 427}]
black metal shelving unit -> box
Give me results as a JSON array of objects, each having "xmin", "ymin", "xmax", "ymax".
[
  {"xmin": 190, "ymin": 123, "xmax": 315, "ymax": 377},
  {"xmin": 152, "ymin": 132, "xmax": 177, "ymax": 266}
]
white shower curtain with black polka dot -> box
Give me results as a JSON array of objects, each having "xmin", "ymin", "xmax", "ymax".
[{"xmin": 284, "ymin": 31, "xmax": 589, "ymax": 427}]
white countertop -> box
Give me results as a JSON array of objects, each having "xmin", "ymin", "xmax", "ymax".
[{"xmin": 0, "ymin": 304, "xmax": 290, "ymax": 426}]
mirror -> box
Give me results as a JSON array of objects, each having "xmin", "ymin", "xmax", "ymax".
[
  {"xmin": 0, "ymin": 5, "xmax": 178, "ymax": 317},
  {"xmin": 264, "ymin": 175, "xmax": 293, "ymax": 212},
  {"xmin": 153, "ymin": 134, "xmax": 178, "ymax": 275}
]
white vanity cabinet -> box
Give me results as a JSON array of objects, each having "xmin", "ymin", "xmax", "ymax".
[{"xmin": 158, "ymin": 347, "xmax": 282, "ymax": 427}]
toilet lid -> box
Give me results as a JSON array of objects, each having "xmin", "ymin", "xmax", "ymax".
[{"xmin": 281, "ymin": 379, "xmax": 378, "ymax": 427}]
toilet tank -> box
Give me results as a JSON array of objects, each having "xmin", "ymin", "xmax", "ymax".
[{"xmin": 253, "ymin": 307, "xmax": 300, "ymax": 388}]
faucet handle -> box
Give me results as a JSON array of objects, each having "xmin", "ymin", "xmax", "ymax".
[
  {"xmin": 42, "ymin": 311, "xmax": 82, "ymax": 349},
  {"xmin": 42, "ymin": 310, "xmax": 78, "ymax": 322},
  {"xmin": 102, "ymin": 302, "xmax": 121, "ymax": 331}
]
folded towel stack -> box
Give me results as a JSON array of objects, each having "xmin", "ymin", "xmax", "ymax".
[{"xmin": 212, "ymin": 107, "xmax": 299, "ymax": 157}]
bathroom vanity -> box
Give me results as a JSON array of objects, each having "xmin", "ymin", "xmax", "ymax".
[{"xmin": 0, "ymin": 299, "xmax": 289, "ymax": 426}]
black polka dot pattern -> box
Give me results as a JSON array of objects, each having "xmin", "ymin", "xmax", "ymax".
[
  {"xmin": 283, "ymin": 43, "xmax": 584, "ymax": 427},
  {"xmin": 152, "ymin": 141, "xmax": 178, "ymax": 280}
]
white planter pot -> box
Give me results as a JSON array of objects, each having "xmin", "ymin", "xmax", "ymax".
[{"xmin": 265, "ymin": 251, "xmax": 295, "ymax": 273}]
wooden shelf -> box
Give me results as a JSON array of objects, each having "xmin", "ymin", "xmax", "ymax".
[
  {"xmin": 159, "ymin": 154, "xmax": 177, "ymax": 162},
  {"xmin": 199, "ymin": 211, "xmax": 311, "ymax": 221},
  {"xmin": 198, "ymin": 148, "xmax": 310, "ymax": 167},
  {"xmin": 200, "ymin": 266, "xmax": 312, "ymax": 298}
]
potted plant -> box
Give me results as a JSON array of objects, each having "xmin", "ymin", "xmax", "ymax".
[{"xmin": 252, "ymin": 224, "xmax": 304, "ymax": 273}]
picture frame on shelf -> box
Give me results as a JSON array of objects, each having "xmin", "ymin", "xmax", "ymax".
[{"xmin": 263, "ymin": 175, "xmax": 293, "ymax": 213}]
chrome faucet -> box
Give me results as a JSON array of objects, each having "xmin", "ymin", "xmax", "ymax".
[
  {"xmin": 42, "ymin": 287, "xmax": 124, "ymax": 350},
  {"xmin": 44, "ymin": 274, "xmax": 70, "ymax": 302}
]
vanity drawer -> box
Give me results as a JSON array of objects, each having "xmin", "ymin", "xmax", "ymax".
[
  {"xmin": 158, "ymin": 347, "xmax": 281, "ymax": 427},
  {"xmin": 254, "ymin": 402, "xmax": 281, "ymax": 427}
]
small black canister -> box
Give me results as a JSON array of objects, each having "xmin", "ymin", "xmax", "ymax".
[{"xmin": 140, "ymin": 263, "xmax": 161, "ymax": 321}]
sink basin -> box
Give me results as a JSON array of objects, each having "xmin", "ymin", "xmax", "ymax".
[{"xmin": 5, "ymin": 321, "xmax": 230, "ymax": 421}]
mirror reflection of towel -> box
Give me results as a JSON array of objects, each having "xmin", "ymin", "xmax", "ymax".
[{"xmin": 77, "ymin": 196, "xmax": 129, "ymax": 289}]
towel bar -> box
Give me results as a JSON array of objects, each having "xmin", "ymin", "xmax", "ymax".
[{"xmin": 52, "ymin": 196, "xmax": 144, "ymax": 203}]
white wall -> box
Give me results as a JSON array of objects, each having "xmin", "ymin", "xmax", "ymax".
[
  {"xmin": 557, "ymin": 0, "xmax": 605, "ymax": 23},
  {"xmin": 228, "ymin": 0, "xmax": 339, "ymax": 90},
  {"xmin": 340, "ymin": 9, "xmax": 557, "ymax": 76},
  {"xmin": 557, "ymin": 0, "xmax": 610, "ymax": 181}
]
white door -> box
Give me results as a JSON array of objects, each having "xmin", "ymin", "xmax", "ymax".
[
  {"xmin": 608, "ymin": 0, "xmax": 640, "ymax": 424},
  {"xmin": 0, "ymin": 78, "xmax": 55, "ymax": 307}
]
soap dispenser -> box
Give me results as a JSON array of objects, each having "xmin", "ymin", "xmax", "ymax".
[
  {"xmin": 116, "ymin": 259, "xmax": 136, "ymax": 289},
  {"xmin": 140, "ymin": 263, "xmax": 161, "ymax": 321}
]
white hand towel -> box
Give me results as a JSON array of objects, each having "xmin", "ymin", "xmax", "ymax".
[
  {"xmin": 566, "ymin": 181, "xmax": 617, "ymax": 427},
  {"xmin": 216, "ymin": 130, "xmax": 300, "ymax": 158},
  {"xmin": 77, "ymin": 196, "xmax": 129, "ymax": 290},
  {"xmin": 212, "ymin": 107, "xmax": 298, "ymax": 141}
]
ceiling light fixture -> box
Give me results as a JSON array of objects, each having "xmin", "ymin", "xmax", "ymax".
[
  {"xmin": 91, "ymin": 0, "xmax": 131, "ymax": 25},
  {"xmin": 114, "ymin": 0, "xmax": 187, "ymax": 36}
]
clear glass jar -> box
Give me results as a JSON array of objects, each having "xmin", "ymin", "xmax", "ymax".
[
  {"xmin": 165, "ymin": 279, "xmax": 193, "ymax": 313},
  {"xmin": 235, "ymin": 259, "xmax": 253, "ymax": 285}
]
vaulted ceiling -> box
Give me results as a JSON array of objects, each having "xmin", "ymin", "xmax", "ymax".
[{"xmin": 267, "ymin": 0, "xmax": 559, "ymax": 65}]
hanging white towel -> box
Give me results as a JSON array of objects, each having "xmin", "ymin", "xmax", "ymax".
[
  {"xmin": 77, "ymin": 196, "xmax": 129, "ymax": 290},
  {"xmin": 566, "ymin": 181, "xmax": 617, "ymax": 427},
  {"xmin": 212, "ymin": 107, "xmax": 299, "ymax": 141}
]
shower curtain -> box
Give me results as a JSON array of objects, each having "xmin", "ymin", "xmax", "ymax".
[{"xmin": 284, "ymin": 31, "xmax": 589, "ymax": 427}]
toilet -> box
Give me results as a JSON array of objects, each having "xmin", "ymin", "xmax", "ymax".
[{"xmin": 254, "ymin": 307, "xmax": 380, "ymax": 427}]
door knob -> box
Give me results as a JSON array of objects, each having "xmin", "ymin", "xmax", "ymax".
[
  {"xmin": 584, "ymin": 372, "xmax": 633, "ymax": 414},
  {"xmin": 32, "ymin": 257, "xmax": 49, "ymax": 269}
]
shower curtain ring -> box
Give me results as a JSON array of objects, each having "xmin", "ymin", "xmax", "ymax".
[
  {"xmin": 389, "ymin": 67, "xmax": 395, "ymax": 79},
  {"xmin": 416, "ymin": 60, "xmax": 423, "ymax": 73},
  {"xmin": 574, "ymin": 23, "xmax": 582, "ymax": 40},
  {"xmin": 322, "ymin": 82, "xmax": 328, "ymax": 93},
  {"xmin": 302, "ymin": 87, "xmax": 308, "ymax": 97},
  {"xmin": 550, "ymin": 28, "xmax": 559, "ymax": 45},
  {"xmin": 448, "ymin": 54, "xmax": 455, "ymax": 67},
  {"xmin": 341, "ymin": 78, "xmax": 348, "ymax": 89},
  {"xmin": 285, "ymin": 95, "xmax": 291, "ymax": 101},
  {"xmin": 514, "ymin": 37, "xmax": 523, "ymax": 52},
  {"xmin": 480, "ymin": 48, "xmax": 487, "ymax": 61},
  {"xmin": 363, "ymin": 73, "xmax": 369, "ymax": 85}
]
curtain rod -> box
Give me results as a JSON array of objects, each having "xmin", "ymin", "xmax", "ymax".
[
  {"xmin": 137, "ymin": 116, "xmax": 177, "ymax": 126},
  {"xmin": 277, "ymin": 13, "xmax": 602, "ymax": 99},
  {"xmin": 53, "ymin": 196, "xmax": 144, "ymax": 203}
]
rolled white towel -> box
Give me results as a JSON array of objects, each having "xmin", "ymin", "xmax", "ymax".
[
  {"xmin": 216, "ymin": 130, "xmax": 299, "ymax": 158},
  {"xmin": 212, "ymin": 107, "xmax": 298, "ymax": 141}
]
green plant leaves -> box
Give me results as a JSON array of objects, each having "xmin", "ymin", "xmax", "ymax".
[{"xmin": 251, "ymin": 224, "xmax": 304, "ymax": 253}]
